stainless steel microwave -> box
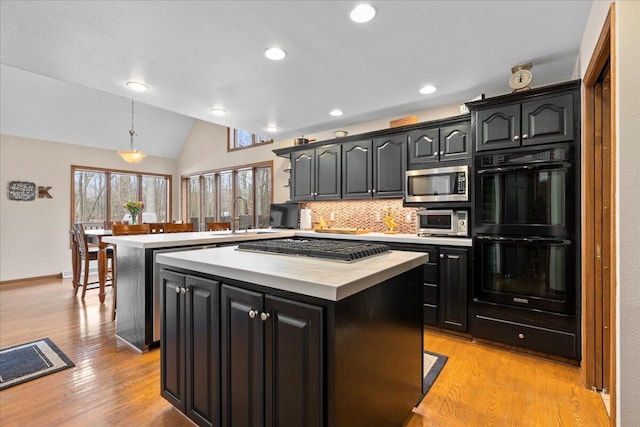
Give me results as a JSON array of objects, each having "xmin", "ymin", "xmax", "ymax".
[
  {"xmin": 405, "ymin": 165, "xmax": 469, "ymax": 203},
  {"xmin": 416, "ymin": 209, "xmax": 469, "ymax": 237}
]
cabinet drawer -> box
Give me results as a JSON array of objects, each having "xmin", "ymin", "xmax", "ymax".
[
  {"xmin": 473, "ymin": 315, "xmax": 577, "ymax": 359},
  {"xmin": 423, "ymin": 283, "xmax": 438, "ymax": 305},
  {"xmin": 423, "ymin": 263, "xmax": 437, "ymax": 283},
  {"xmin": 423, "ymin": 304, "xmax": 437, "ymax": 326}
]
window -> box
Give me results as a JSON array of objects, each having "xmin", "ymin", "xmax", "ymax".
[
  {"xmin": 183, "ymin": 161, "xmax": 273, "ymax": 231},
  {"xmin": 72, "ymin": 165, "xmax": 171, "ymax": 226},
  {"xmin": 227, "ymin": 128, "xmax": 273, "ymax": 151}
]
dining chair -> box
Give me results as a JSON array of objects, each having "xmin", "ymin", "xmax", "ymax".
[
  {"xmin": 110, "ymin": 223, "xmax": 151, "ymax": 321},
  {"xmin": 164, "ymin": 222, "xmax": 195, "ymax": 233},
  {"xmin": 206, "ymin": 221, "xmax": 231, "ymax": 231},
  {"xmin": 146, "ymin": 222, "xmax": 166, "ymax": 233},
  {"xmin": 72, "ymin": 223, "xmax": 114, "ymax": 299}
]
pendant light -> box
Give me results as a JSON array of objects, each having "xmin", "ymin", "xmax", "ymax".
[{"xmin": 118, "ymin": 100, "xmax": 147, "ymax": 163}]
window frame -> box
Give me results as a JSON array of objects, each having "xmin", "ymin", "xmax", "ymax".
[
  {"xmin": 70, "ymin": 164, "xmax": 172, "ymax": 230},
  {"xmin": 181, "ymin": 161, "xmax": 273, "ymax": 230},
  {"xmin": 226, "ymin": 127, "xmax": 274, "ymax": 152}
]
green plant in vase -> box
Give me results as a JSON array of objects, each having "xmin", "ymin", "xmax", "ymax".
[{"xmin": 123, "ymin": 201, "xmax": 144, "ymax": 225}]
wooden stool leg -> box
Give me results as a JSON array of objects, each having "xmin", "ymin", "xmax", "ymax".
[{"xmin": 81, "ymin": 257, "xmax": 89, "ymax": 299}]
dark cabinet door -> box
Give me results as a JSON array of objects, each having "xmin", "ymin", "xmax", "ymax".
[
  {"xmin": 342, "ymin": 140, "xmax": 373, "ymax": 199},
  {"xmin": 264, "ymin": 295, "xmax": 323, "ymax": 427},
  {"xmin": 440, "ymin": 122, "xmax": 471, "ymax": 161},
  {"xmin": 373, "ymin": 135, "xmax": 406, "ymax": 197},
  {"xmin": 315, "ymin": 145, "xmax": 341, "ymax": 200},
  {"xmin": 438, "ymin": 248, "xmax": 468, "ymax": 332},
  {"xmin": 521, "ymin": 93, "xmax": 574, "ymax": 146},
  {"xmin": 185, "ymin": 275, "xmax": 220, "ymax": 427},
  {"xmin": 221, "ymin": 285, "xmax": 264, "ymax": 427},
  {"xmin": 291, "ymin": 149, "xmax": 315, "ymax": 201},
  {"xmin": 408, "ymin": 127, "xmax": 439, "ymax": 166},
  {"xmin": 161, "ymin": 270, "xmax": 186, "ymax": 411},
  {"xmin": 476, "ymin": 104, "xmax": 521, "ymax": 152}
]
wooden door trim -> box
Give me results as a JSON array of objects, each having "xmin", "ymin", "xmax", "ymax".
[{"xmin": 582, "ymin": 3, "xmax": 616, "ymax": 425}]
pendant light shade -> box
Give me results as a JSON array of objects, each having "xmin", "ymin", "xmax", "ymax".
[{"xmin": 118, "ymin": 100, "xmax": 147, "ymax": 163}]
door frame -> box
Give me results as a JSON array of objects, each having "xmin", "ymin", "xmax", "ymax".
[{"xmin": 581, "ymin": 3, "xmax": 617, "ymax": 425}]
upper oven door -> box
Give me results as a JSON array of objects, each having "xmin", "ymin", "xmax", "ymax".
[
  {"xmin": 475, "ymin": 160, "xmax": 574, "ymax": 237},
  {"xmin": 405, "ymin": 165, "xmax": 468, "ymax": 203}
]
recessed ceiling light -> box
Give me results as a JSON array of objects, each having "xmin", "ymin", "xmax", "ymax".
[
  {"xmin": 419, "ymin": 85, "xmax": 437, "ymax": 95},
  {"xmin": 266, "ymin": 125, "xmax": 279, "ymax": 132},
  {"xmin": 329, "ymin": 109, "xmax": 343, "ymax": 117},
  {"xmin": 264, "ymin": 47, "xmax": 286, "ymax": 60},
  {"xmin": 350, "ymin": 4, "xmax": 376, "ymax": 23},
  {"xmin": 210, "ymin": 108, "xmax": 227, "ymax": 116},
  {"xmin": 126, "ymin": 81, "xmax": 149, "ymax": 92}
]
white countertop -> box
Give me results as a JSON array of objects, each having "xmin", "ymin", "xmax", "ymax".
[
  {"xmin": 295, "ymin": 231, "xmax": 472, "ymax": 247},
  {"xmin": 103, "ymin": 228, "xmax": 471, "ymax": 248},
  {"xmin": 156, "ymin": 246, "xmax": 428, "ymax": 301},
  {"xmin": 102, "ymin": 229, "xmax": 296, "ymax": 248}
]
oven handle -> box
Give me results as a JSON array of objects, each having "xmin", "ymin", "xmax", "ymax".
[
  {"xmin": 476, "ymin": 235, "xmax": 571, "ymax": 245},
  {"xmin": 476, "ymin": 161, "xmax": 572, "ymax": 174}
]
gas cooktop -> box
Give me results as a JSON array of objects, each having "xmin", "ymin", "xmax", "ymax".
[{"xmin": 236, "ymin": 238, "xmax": 390, "ymax": 262}]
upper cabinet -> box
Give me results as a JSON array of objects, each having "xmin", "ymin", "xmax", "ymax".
[
  {"xmin": 408, "ymin": 121, "xmax": 470, "ymax": 166},
  {"xmin": 472, "ymin": 83, "xmax": 579, "ymax": 152},
  {"xmin": 342, "ymin": 134, "xmax": 406, "ymax": 199},
  {"xmin": 290, "ymin": 145, "xmax": 341, "ymax": 201}
]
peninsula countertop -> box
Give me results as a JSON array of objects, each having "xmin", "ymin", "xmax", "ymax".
[
  {"xmin": 156, "ymin": 245, "xmax": 429, "ymax": 301},
  {"xmin": 102, "ymin": 228, "xmax": 472, "ymax": 248}
]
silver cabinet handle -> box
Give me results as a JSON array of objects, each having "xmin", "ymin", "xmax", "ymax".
[
  {"xmin": 260, "ymin": 312, "xmax": 270, "ymax": 321},
  {"xmin": 513, "ymin": 135, "xmax": 520, "ymax": 141},
  {"xmin": 372, "ymin": 189, "xmax": 376, "ymax": 193},
  {"xmin": 180, "ymin": 287, "xmax": 189, "ymax": 295},
  {"xmin": 522, "ymin": 134, "xmax": 529, "ymax": 139},
  {"xmin": 440, "ymin": 253, "xmax": 444, "ymax": 259},
  {"xmin": 248, "ymin": 309, "xmax": 257, "ymax": 319},
  {"xmin": 175, "ymin": 287, "xmax": 181, "ymax": 294},
  {"xmin": 440, "ymin": 150, "xmax": 444, "ymax": 155},
  {"xmin": 518, "ymin": 333, "xmax": 525, "ymax": 339},
  {"xmin": 433, "ymin": 152, "xmax": 438, "ymax": 157}
]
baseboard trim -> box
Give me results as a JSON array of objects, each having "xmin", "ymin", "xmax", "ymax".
[{"xmin": 0, "ymin": 273, "xmax": 63, "ymax": 286}]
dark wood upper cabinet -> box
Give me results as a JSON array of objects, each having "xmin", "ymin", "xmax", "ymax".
[
  {"xmin": 290, "ymin": 146, "xmax": 341, "ymax": 201},
  {"xmin": 475, "ymin": 92, "xmax": 575, "ymax": 152},
  {"xmin": 372, "ymin": 134, "xmax": 406, "ymax": 197},
  {"xmin": 408, "ymin": 121, "xmax": 470, "ymax": 166},
  {"xmin": 342, "ymin": 140, "xmax": 373, "ymax": 199}
]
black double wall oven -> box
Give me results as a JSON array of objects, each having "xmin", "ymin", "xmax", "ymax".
[{"xmin": 474, "ymin": 144, "xmax": 576, "ymax": 315}]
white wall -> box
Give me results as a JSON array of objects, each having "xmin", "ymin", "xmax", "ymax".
[
  {"xmin": 0, "ymin": 134, "xmax": 177, "ymax": 281},
  {"xmin": 578, "ymin": 1, "xmax": 640, "ymax": 423},
  {"xmin": 614, "ymin": 1, "xmax": 640, "ymax": 423},
  {"xmin": 176, "ymin": 103, "xmax": 463, "ymax": 203}
]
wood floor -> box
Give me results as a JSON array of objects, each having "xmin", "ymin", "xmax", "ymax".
[{"xmin": 0, "ymin": 277, "xmax": 609, "ymax": 426}]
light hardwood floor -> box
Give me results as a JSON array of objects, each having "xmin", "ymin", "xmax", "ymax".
[{"xmin": 0, "ymin": 277, "xmax": 608, "ymax": 426}]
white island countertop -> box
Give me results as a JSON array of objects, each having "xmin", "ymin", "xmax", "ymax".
[{"xmin": 156, "ymin": 245, "xmax": 429, "ymax": 301}]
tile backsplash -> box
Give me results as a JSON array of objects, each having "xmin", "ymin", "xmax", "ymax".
[{"xmin": 304, "ymin": 199, "xmax": 417, "ymax": 234}]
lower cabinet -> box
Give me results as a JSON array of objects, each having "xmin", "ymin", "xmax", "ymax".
[
  {"xmin": 409, "ymin": 245, "xmax": 469, "ymax": 332},
  {"xmin": 220, "ymin": 284, "xmax": 323, "ymax": 427},
  {"xmin": 161, "ymin": 271, "xmax": 220, "ymax": 427}
]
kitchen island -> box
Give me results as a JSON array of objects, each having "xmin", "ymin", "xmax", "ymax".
[{"xmin": 156, "ymin": 244, "xmax": 428, "ymax": 427}]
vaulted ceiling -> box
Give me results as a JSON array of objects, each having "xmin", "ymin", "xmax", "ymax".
[{"xmin": 0, "ymin": 1, "xmax": 592, "ymax": 158}]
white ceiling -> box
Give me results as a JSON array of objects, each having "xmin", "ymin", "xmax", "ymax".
[{"xmin": 0, "ymin": 0, "xmax": 593, "ymax": 159}]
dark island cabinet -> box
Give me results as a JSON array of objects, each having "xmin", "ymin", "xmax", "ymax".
[
  {"xmin": 408, "ymin": 122, "xmax": 470, "ymax": 166},
  {"xmin": 160, "ymin": 271, "xmax": 220, "ymax": 427},
  {"xmin": 290, "ymin": 145, "xmax": 341, "ymax": 201},
  {"xmin": 342, "ymin": 134, "xmax": 406, "ymax": 199},
  {"xmin": 475, "ymin": 92, "xmax": 575, "ymax": 152},
  {"xmin": 221, "ymin": 284, "xmax": 323, "ymax": 427}
]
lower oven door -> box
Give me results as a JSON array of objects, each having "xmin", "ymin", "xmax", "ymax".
[{"xmin": 475, "ymin": 235, "xmax": 575, "ymax": 314}]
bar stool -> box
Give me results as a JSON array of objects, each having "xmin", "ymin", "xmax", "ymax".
[
  {"xmin": 206, "ymin": 221, "xmax": 231, "ymax": 231},
  {"xmin": 72, "ymin": 223, "xmax": 114, "ymax": 298},
  {"xmin": 164, "ymin": 222, "xmax": 195, "ymax": 233}
]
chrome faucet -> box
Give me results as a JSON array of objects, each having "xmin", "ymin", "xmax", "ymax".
[{"xmin": 231, "ymin": 196, "xmax": 249, "ymax": 233}]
